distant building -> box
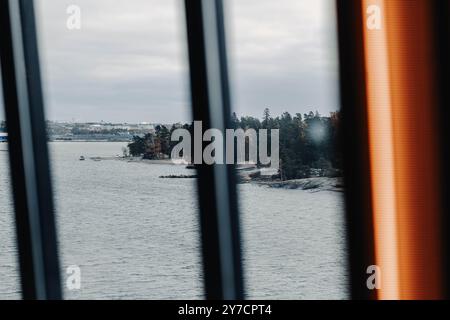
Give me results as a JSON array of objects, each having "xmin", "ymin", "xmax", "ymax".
[
  {"xmin": 139, "ymin": 123, "xmax": 155, "ymax": 131},
  {"xmin": 0, "ymin": 132, "xmax": 8, "ymax": 142}
]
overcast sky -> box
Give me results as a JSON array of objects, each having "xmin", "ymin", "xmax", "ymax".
[{"xmin": 17, "ymin": 0, "xmax": 339, "ymax": 123}]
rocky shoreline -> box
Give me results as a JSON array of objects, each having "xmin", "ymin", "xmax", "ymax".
[
  {"xmin": 254, "ymin": 177, "xmax": 344, "ymax": 192},
  {"xmin": 235, "ymin": 166, "xmax": 343, "ymax": 192},
  {"xmin": 159, "ymin": 174, "xmax": 197, "ymax": 179},
  {"xmin": 91, "ymin": 156, "xmax": 343, "ymax": 192},
  {"xmin": 158, "ymin": 168, "xmax": 343, "ymax": 192}
]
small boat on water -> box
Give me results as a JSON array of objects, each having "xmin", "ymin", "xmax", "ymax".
[{"xmin": 79, "ymin": 156, "xmax": 85, "ymax": 161}]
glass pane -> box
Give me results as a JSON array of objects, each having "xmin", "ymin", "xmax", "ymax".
[
  {"xmin": 35, "ymin": 0, "xmax": 202, "ymax": 299},
  {"xmin": 0, "ymin": 74, "xmax": 21, "ymax": 299},
  {"xmin": 226, "ymin": 0, "xmax": 348, "ymax": 299}
]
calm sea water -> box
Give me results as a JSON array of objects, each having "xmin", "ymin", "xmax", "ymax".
[{"xmin": 0, "ymin": 142, "xmax": 348, "ymax": 299}]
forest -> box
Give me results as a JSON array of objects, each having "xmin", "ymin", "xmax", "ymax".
[{"xmin": 128, "ymin": 108, "xmax": 342, "ymax": 180}]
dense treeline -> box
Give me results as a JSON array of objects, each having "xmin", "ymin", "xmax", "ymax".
[
  {"xmin": 232, "ymin": 109, "xmax": 341, "ymax": 179},
  {"xmin": 128, "ymin": 124, "xmax": 175, "ymax": 160},
  {"xmin": 128, "ymin": 108, "xmax": 342, "ymax": 180}
]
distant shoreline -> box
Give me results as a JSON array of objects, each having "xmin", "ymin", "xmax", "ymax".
[
  {"xmin": 88, "ymin": 156, "xmax": 175, "ymax": 165},
  {"xmin": 122, "ymin": 158, "xmax": 174, "ymax": 165},
  {"xmin": 49, "ymin": 140, "xmax": 130, "ymax": 143}
]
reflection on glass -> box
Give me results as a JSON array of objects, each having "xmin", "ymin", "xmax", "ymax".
[
  {"xmin": 226, "ymin": 0, "xmax": 348, "ymax": 299},
  {"xmin": 35, "ymin": 0, "xmax": 201, "ymax": 299}
]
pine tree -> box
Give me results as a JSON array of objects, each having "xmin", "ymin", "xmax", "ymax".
[
  {"xmin": 230, "ymin": 112, "xmax": 239, "ymax": 129},
  {"xmin": 262, "ymin": 108, "xmax": 271, "ymax": 129}
]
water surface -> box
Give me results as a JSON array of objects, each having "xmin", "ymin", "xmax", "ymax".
[{"xmin": 0, "ymin": 142, "xmax": 348, "ymax": 299}]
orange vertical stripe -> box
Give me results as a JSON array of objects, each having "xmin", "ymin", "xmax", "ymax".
[
  {"xmin": 362, "ymin": 0, "xmax": 444, "ymax": 299},
  {"xmin": 385, "ymin": 0, "xmax": 443, "ymax": 299},
  {"xmin": 362, "ymin": 0, "xmax": 399, "ymax": 300}
]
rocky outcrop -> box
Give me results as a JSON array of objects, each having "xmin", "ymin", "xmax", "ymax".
[{"xmin": 256, "ymin": 177, "xmax": 344, "ymax": 192}]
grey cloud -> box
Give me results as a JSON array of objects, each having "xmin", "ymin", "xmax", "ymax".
[
  {"xmin": 226, "ymin": 0, "xmax": 340, "ymax": 118},
  {"xmin": 32, "ymin": 0, "xmax": 339, "ymax": 123}
]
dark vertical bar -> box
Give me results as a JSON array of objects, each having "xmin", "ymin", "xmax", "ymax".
[
  {"xmin": 336, "ymin": 0, "xmax": 376, "ymax": 299},
  {"xmin": 184, "ymin": 0, "xmax": 244, "ymax": 300},
  {"xmin": 0, "ymin": 0, "xmax": 62, "ymax": 299},
  {"xmin": 433, "ymin": 0, "xmax": 450, "ymax": 300}
]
